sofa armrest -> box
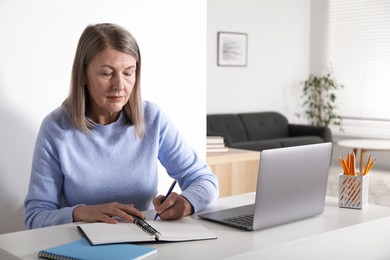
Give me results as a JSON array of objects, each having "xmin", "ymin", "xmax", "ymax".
[{"xmin": 288, "ymin": 124, "xmax": 332, "ymax": 143}]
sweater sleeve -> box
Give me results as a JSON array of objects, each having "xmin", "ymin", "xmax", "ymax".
[
  {"xmin": 154, "ymin": 107, "xmax": 219, "ymax": 213},
  {"xmin": 24, "ymin": 111, "xmax": 76, "ymax": 229}
]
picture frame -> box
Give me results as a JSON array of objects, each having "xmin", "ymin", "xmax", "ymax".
[{"xmin": 217, "ymin": 32, "xmax": 248, "ymax": 67}]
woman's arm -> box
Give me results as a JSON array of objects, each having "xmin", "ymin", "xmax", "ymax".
[{"xmin": 155, "ymin": 107, "xmax": 219, "ymax": 217}]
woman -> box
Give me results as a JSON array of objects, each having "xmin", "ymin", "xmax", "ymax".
[{"xmin": 24, "ymin": 23, "xmax": 218, "ymax": 229}]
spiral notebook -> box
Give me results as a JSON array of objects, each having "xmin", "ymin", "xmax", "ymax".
[
  {"xmin": 78, "ymin": 216, "xmax": 217, "ymax": 245},
  {"xmin": 38, "ymin": 238, "xmax": 157, "ymax": 260}
]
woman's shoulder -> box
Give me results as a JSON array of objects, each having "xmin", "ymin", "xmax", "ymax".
[
  {"xmin": 143, "ymin": 100, "xmax": 160, "ymax": 114},
  {"xmin": 142, "ymin": 100, "xmax": 164, "ymax": 120},
  {"xmin": 40, "ymin": 106, "xmax": 73, "ymax": 134},
  {"xmin": 142, "ymin": 100, "xmax": 172, "ymax": 130}
]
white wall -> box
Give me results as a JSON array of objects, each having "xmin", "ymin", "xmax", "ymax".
[
  {"xmin": 207, "ymin": 0, "xmax": 311, "ymax": 122},
  {"xmin": 309, "ymin": 0, "xmax": 328, "ymax": 75},
  {"xmin": 309, "ymin": 0, "xmax": 390, "ymax": 170},
  {"xmin": 0, "ymin": 0, "xmax": 207, "ymax": 234}
]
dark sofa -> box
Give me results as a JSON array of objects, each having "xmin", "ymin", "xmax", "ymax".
[{"xmin": 207, "ymin": 112, "xmax": 332, "ymax": 151}]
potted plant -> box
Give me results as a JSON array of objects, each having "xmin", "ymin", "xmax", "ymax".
[{"xmin": 298, "ymin": 69, "xmax": 344, "ymax": 130}]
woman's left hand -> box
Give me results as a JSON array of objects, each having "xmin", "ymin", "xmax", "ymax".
[
  {"xmin": 152, "ymin": 192, "xmax": 194, "ymax": 220},
  {"xmin": 72, "ymin": 202, "xmax": 144, "ymax": 224}
]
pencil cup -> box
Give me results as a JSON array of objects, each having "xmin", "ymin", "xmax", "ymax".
[{"xmin": 338, "ymin": 173, "xmax": 369, "ymax": 209}]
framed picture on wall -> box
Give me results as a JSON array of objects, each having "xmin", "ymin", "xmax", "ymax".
[{"xmin": 217, "ymin": 32, "xmax": 248, "ymax": 67}]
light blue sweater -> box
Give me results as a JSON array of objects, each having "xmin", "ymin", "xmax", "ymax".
[{"xmin": 24, "ymin": 101, "xmax": 218, "ymax": 229}]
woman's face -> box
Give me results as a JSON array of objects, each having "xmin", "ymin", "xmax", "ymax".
[{"xmin": 85, "ymin": 47, "xmax": 136, "ymax": 125}]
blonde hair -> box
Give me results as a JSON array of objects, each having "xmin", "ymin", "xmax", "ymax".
[{"xmin": 63, "ymin": 23, "xmax": 143, "ymax": 137}]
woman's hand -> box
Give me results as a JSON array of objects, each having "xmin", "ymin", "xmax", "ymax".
[
  {"xmin": 73, "ymin": 202, "xmax": 145, "ymax": 224},
  {"xmin": 152, "ymin": 192, "xmax": 194, "ymax": 220}
]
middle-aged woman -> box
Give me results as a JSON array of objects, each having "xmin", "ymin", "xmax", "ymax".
[{"xmin": 24, "ymin": 23, "xmax": 219, "ymax": 229}]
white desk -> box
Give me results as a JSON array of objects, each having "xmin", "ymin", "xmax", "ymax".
[
  {"xmin": 1, "ymin": 193, "xmax": 390, "ymax": 259},
  {"xmin": 228, "ymin": 215, "xmax": 390, "ymax": 260}
]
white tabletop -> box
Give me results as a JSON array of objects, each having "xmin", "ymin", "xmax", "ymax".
[
  {"xmin": 337, "ymin": 139, "xmax": 390, "ymax": 150},
  {"xmin": 1, "ymin": 193, "xmax": 390, "ymax": 259},
  {"xmin": 228, "ymin": 215, "xmax": 390, "ymax": 260}
]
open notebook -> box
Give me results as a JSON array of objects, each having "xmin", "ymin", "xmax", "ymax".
[{"xmin": 78, "ymin": 216, "xmax": 217, "ymax": 245}]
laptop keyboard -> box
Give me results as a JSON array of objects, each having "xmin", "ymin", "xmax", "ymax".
[{"xmin": 223, "ymin": 214, "xmax": 254, "ymax": 227}]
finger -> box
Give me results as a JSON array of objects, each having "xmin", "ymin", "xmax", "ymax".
[
  {"xmin": 109, "ymin": 207, "xmax": 134, "ymax": 222},
  {"xmin": 78, "ymin": 207, "xmax": 118, "ymax": 224},
  {"xmin": 122, "ymin": 204, "xmax": 145, "ymax": 219},
  {"xmin": 112, "ymin": 204, "xmax": 145, "ymax": 221},
  {"xmin": 159, "ymin": 202, "xmax": 186, "ymax": 220},
  {"xmin": 97, "ymin": 203, "xmax": 141, "ymax": 223},
  {"xmin": 99, "ymin": 214, "xmax": 118, "ymax": 224},
  {"xmin": 159, "ymin": 195, "xmax": 194, "ymax": 220},
  {"xmin": 153, "ymin": 195, "xmax": 165, "ymax": 209},
  {"xmin": 156, "ymin": 192, "xmax": 179, "ymax": 214}
]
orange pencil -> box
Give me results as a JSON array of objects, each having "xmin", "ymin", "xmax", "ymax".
[
  {"xmin": 346, "ymin": 153, "xmax": 350, "ymax": 175},
  {"xmin": 339, "ymin": 157, "xmax": 348, "ymax": 174},
  {"xmin": 363, "ymin": 155, "xmax": 372, "ymax": 175},
  {"xmin": 366, "ymin": 159, "xmax": 376, "ymax": 175},
  {"xmin": 347, "ymin": 152, "xmax": 354, "ymax": 175},
  {"xmin": 343, "ymin": 159, "xmax": 350, "ymax": 175}
]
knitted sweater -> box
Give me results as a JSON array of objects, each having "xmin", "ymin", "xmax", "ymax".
[{"xmin": 24, "ymin": 101, "xmax": 218, "ymax": 229}]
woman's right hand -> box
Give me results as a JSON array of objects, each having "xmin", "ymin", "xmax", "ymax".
[{"xmin": 72, "ymin": 202, "xmax": 145, "ymax": 224}]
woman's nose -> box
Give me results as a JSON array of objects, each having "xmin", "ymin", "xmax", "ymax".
[{"xmin": 112, "ymin": 74, "xmax": 125, "ymax": 91}]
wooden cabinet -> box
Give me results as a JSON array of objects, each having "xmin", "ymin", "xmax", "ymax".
[{"xmin": 206, "ymin": 148, "xmax": 260, "ymax": 197}]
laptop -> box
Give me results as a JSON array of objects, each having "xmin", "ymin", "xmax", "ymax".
[{"xmin": 198, "ymin": 142, "xmax": 332, "ymax": 231}]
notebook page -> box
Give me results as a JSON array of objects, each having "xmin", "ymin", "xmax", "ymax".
[
  {"xmin": 151, "ymin": 217, "xmax": 217, "ymax": 241},
  {"xmin": 78, "ymin": 222, "xmax": 156, "ymax": 245}
]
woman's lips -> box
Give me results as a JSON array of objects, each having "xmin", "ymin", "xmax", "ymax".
[{"xmin": 107, "ymin": 96, "xmax": 124, "ymax": 102}]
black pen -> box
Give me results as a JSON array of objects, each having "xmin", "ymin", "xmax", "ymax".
[{"xmin": 154, "ymin": 180, "xmax": 177, "ymax": 220}]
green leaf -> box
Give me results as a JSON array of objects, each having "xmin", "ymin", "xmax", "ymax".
[{"xmin": 298, "ymin": 67, "xmax": 344, "ymax": 131}]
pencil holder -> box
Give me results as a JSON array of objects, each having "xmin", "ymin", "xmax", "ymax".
[{"xmin": 338, "ymin": 173, "xmax": 369, "ymax": 209}]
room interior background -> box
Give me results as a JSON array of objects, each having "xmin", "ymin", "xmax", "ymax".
[
  {"xmin": 208, "ymin": 0, "xmax": 309, "ymax": 119},
  {"xmin": 208, "ymin": 0, "xmax": 390, "ymax": 138},
  {"xmin": 208, "ymin": 0, "xmax": 390, "ymax": 170},
  {"xmin": 0, "ymin": 0, "xmax": 207, "ymax": 234},
  {"xmin": 1, "ymin": 0, "xmax": 389, "ymax": 234}
]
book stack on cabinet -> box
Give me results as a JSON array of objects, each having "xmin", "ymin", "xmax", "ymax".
[{"xmin": 207, "ymin": 136, "xmax": 229, "ymax": 153}]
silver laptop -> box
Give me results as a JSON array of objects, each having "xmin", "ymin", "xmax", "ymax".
[{"xmin": 198, "ymin": 142, "xmax": 332, "ymax": 231}]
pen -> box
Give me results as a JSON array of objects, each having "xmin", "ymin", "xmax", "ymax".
[{"xmin": 154, "ymin": 180, "xmax": 177, "ymax": 220}]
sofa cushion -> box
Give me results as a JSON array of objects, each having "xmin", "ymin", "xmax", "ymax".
[
  {"xmin": 277, "ymin": 136, "xmax": 324, "ymax": 147},
  {"xmin": 289, "ymin": 124, "xmax": 332, "ymax": 143},
  {"xmin": 207, "ymin": 114, "xmax": 248, "ymax": 143},
  {"xmin": 239, "ymin": 112, "xmax": 289, "ymax": 141},
  {"xmin": 231, "ymin": 140, "xmax": 282, "ymax": 151}
]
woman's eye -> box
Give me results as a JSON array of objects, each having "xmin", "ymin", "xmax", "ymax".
[{"xmin": 101, "ymin": 72, "xmax": 112, "ymax": 77}]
